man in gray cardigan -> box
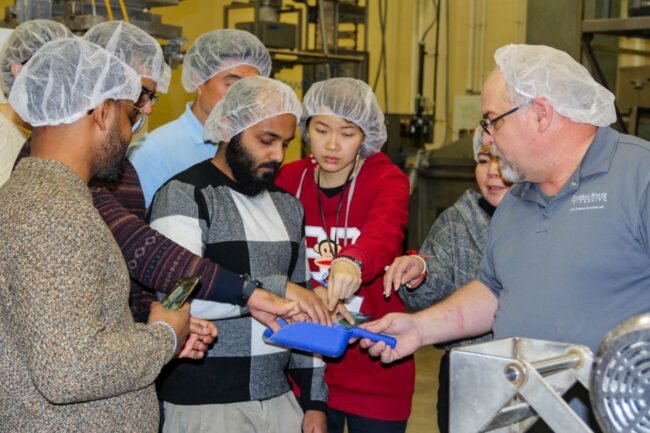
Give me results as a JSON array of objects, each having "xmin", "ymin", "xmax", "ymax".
[{"xmin": 0, "ymin": 38, "xmax": 215, "ymax": 433}]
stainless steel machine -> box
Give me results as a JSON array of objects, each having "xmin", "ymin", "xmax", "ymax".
[
  {"xmin": 449, "ymin": 314, "xmax": 650, "ymax": 432},
  {"xmin": 591, "ymin": 314, "xmax": 650, "ymax": 433},
  {"xmin": 450, "ymin": 338, "xmax": 594, "ymax": 432},
  {"xmin": 223, "ymin": 0, "xmax": 369, "ymax": 86}
]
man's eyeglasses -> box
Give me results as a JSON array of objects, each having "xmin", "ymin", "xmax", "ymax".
[
  {"xmin": 135, "ymin": 87, "xmax": 158, "ymax": 109},
  {"xmin": 479, "ymin": 105, "xmax": 523, "ymax": 135},
  {"xmin": 120, "ymin": 101, "xmax": 146, "ymax": 133}
]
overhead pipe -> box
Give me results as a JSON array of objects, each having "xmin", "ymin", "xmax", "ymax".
[
  {"xmin": 476, "ymin": 0, "xmax": 487, "ymax": 91},
  {"xmin": 466, "ymin": 0, "xmax": 475, "ymax": 93},
  {"xmin": 118, "ymin": 0, "xmax": 129, "ymax": 22},
  {"xmin": 103, "ymin": 0, "xmax": 114, "ymax": 20}
]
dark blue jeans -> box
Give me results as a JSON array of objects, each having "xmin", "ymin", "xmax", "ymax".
[
  {"xmin": 326, "ymin": 407, "xmax": 407, "ymax": 433},
  {"xmin": 437, "ymin": 351, "xmax": 450, "ymax": 433}
]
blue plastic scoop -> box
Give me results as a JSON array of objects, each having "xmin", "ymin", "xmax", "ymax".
[{"xmin": 263, "ymin": 319, "xmax": 396, "ymax": 357}]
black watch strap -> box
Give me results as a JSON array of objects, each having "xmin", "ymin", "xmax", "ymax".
[{"xmin": 237, "ymin": 273, "xmax": 262, "ymax": 307}]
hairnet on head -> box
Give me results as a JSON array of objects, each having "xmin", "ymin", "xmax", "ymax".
[
  {"xmin": 83, "ymin": 21, "xmax": 171, "ymax": 93},
  {"xmin": 300, "ymin": 77, "xmax": 387, "ymax": 158},
  {"xmin": 182, "ymin": 29, "xmax": 271, "ymax": 92},
  {"xmin": 1, "ymin": 19, "xmax": 73, "ymax": 94},
  {"xmin": 204, "ymin": 76, "xmax": 301, "ymax": 144},
  {"xmin": 472, "ymin": 128, "xmax": 483, "ymax": 162},
  {"xmin": 9, "ymin": 38, "xmax": 141, "ymax": 127},
  {"xmin": 494, "ymin": 44, "xmax": 616, "ymax": 127}
]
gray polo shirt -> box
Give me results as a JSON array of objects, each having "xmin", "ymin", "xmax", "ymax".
[{"xmin": 479, "ymin": 126, "xmax": 650, "ymax": 352}]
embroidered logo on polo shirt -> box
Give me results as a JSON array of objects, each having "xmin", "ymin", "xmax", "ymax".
[{"xmin": 569, "ymin": 192, "xmax": 607, "ymax": 212}]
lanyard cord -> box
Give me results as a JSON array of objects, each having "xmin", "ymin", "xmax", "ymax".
[{"xmin": 316, "ymin": 156, "xmax": 359, "ymax": 247}]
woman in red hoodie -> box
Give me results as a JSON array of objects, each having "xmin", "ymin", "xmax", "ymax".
[{"xmin": 276, "ymin": 77, "xmax": 414, "ymax": 433}]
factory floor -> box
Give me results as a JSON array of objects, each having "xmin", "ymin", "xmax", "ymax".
[
  {"xmin": 341, "ymin": 345, "xmax": 442, "ymax": 433},
  {"xmin": 406, "ymin": 345, "xmax": 442, "ymax": 433}
]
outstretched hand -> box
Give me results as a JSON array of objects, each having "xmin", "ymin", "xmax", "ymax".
[
  {"xmin": 359, "ymin": 312, "xmax": 424, "ymax": 363},
  {"xmin": 248, "ymin": 288, "xmax": 304, "ymax": 332},
  {"xmin": 313, "ymin": 285, "xmax": 355, "ymax": 325},
  {"xmin": 383, "ymin": 255, "xmax": 425, "ymax": 297},
  {"xmin": 327, "ymin": 259, "xmax": 362, "ymax": 310},
  {"xmin": 177, "ymin": 317, "xmax": 218, "ymax": 359},
  {"xmin": 285, "ymin": 281, "xmax": 331, "ymax": 325}
]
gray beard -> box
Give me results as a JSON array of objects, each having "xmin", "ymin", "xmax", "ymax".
[{"xmin": 490, "ymin": 143, "xmax": 525, "ymax": 184}]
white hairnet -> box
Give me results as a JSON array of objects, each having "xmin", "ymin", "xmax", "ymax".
[
  {"xmin": 300, "ymin": 77, "xmax": 387, "ymax": 158},
  {"xmin": 494, "ymin": 44, "xmax": 616, "ymax": 127},
  {"xmin": 204, "ymin": 76, "xmax": 301, "ymax": 144},
  {"xmin": 83, "ymin": 21, "xmax": 171, "ymax": 93},
  {"xmin": 473, "ymin": 128, "xmax": 483, "ymax": 162},
  {"xmin": 9, "ymin": 38, "xmax": 141, "ymax": 127},
  {"xmin": 1, "ymin": 19, "xmax": 73, "ymax": 94},
  {"xmin": 182, "ymin": 29, "xmax": 271, "ymax": 92}
]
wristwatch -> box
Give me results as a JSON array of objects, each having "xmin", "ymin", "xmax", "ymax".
[{"xmin": 237, "ymin": 273, "xmax": 262, "ymax": 306}]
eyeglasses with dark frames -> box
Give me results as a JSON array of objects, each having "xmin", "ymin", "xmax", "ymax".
[
  {"xmin": 480, "ymin": 104, "xmax": 523, "ymax": 135},
  {"xmin": 120, "ymin": 101, "xmax": 146, "ymax": 134},
  {"xmin": 135, "ymin": 87, "xmax": 159, "ymax": 109}
]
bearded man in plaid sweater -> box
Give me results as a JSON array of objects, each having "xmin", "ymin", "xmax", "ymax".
[{"xmin": 149, "ymin": 76, "xmax": 328, "ymax": 433}]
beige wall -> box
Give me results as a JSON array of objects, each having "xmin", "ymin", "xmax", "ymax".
[
  {"xmin": 8, "ymin": 1, "xmax": 650, "ymax": 152},
  {"xmin": 150, "ymin": 0, "xmax": 529, "ymax": 158},
  {"xmin": 0, "ymin": 0, "xmax": 529, "ymax": 158}
]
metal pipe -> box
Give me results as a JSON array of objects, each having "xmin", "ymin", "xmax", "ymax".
[
  {"xmin": 590, "ymin": 43, "xmax": 650, "ymax": 57},
  {"xmin": 267, "ymin": 48, "xmax": 365, "ymax": 61},
  {"xmin": 318, "ymin": 0, "xmax": 331, "ymax": 78},
  {"xmin": 103, "ymin": 0, "xmax": 114, "ymax": 20},
  {"xmin": 504, "ymin": 352, "xmax": 583, "ymax": 385},
  {"xmin": 431, "ymin": 0, "xmax": 441, "ymax": 128},
  {"xmin": 118, "ymin": 0, "xmax": 129, "ymax": 22},
  {"xmin": 477, "ymin": 0, "xmax": 486, "ymax": 90},
  {"xmin": 582, "ymin": 36, "xmax": 628, "ymax": 133},
  {"xmin": 466, "ymin": 0, "xmax": 475, "ymax": 93},
  {"xmin": 532, "ymin": 352, "xmax": 582, "ymax": 376}
]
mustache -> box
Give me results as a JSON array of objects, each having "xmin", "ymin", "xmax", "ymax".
[
  {"xmin": 489, "ymin": 143, "xmax": 503, "ymax": 158},
  {"xmin": 256, "ymin": 161, "xmax": 281, "ymax": 171}
]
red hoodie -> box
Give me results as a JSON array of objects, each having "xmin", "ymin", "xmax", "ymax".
[{"xmin": 276, "ymin": 152, "xmax": 415, "ymax": 421}]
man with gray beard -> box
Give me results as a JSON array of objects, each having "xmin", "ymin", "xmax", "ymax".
[{"xmin": 360, "ymin": 44, "xmax": 650, "ymax": 431}]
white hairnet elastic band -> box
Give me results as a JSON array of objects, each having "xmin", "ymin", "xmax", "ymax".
[
  {"xmin": 300, "ymin": 77, "xmax": 387, "ymax": 157},
  {"xmin": 495, "ymin": 44, "xmax": 616, "ymax": 127},
  {"xmin": 83, "ymin": 20, "xmax": 170, "ymax": 93},
  {"xmin": 204, "ymin": 76, "xmax": 301, "ymax": 144},
  {"xmin": 182, "ymin": 29, "xmax": 271, "ymax": 92},
  {"xmin": 9, "ymin": 38, "xmax": 141, "ymax": 126}
]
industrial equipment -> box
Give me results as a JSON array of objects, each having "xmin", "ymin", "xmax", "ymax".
[
  {"xmin": 226, "ymin": 0, "xmax": 300, "ymax": 50},
  {"xmin": 591, "ymin": 314, "xmax": 650, "ymax": 433},
  {"xmin": 629, "ymin": 0, "xmax": 650, "ymax": 17},
  {"xmin": 2, "ymin": 0, "xmax": 184, "ymax": 66},
  {"xmin": 450, "ymin": 338, "xmax": 594, "ymax": 433},
  {"xmin": 405, "ymin": 133, "xmax": 475, "ymax": 249},
  {"xmin": 448, "ymin": 314, "xmax": 650, "ymax": 432},
  {"xmin": 223, "ymin": 0, "xmax": 369, "ymax": 84},
  {"xmin": 616, "ymin": 65, "xmax": 650, "ymax": 139}
]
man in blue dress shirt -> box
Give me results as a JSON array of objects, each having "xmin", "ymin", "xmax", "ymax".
[{"xmin": 128, "ymin": 29, "xmax": 271, "ymax": 208}]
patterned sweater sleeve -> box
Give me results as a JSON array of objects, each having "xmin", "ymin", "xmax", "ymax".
[
  {"xmin": 148, "ymin": 180, "xmax": 249, "ymax": 320},
  {"xmin": 10, "ymin": 209, "xmax": 173, "ymax": 404},
  {"xmin": 398, "ymin": 208, "xmax": 459, "ymax": 311},
  {"xmin": 92, "ymin": 185, "xmax": 246, "ymax": 306}
]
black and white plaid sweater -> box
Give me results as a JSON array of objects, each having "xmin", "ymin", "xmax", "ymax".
[{"xmin": 149, "ymin": 160, "xmax": 327, "ymax": 410}]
